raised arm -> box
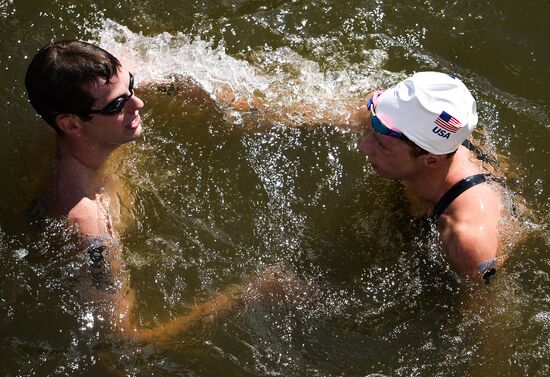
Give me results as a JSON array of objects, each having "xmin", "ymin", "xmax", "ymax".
[{"xmin": 141, "ymin": 75, "xmax": 373, "ymax": 133}]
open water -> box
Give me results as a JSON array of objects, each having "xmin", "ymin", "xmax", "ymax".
[{"xmin": 0, "ymin": 1, "xmax": 548, "ymax": 376}]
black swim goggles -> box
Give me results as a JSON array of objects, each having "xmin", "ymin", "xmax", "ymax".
[{"xmin": 85, "ymin": 72, "xmax": 134, "ymax": 116}]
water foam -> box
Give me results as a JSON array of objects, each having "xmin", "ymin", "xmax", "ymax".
[
  {"xmin": 92, "ymin": 19, "xmax": 271, "ymax": 96},
  {"xmin": 90, "ymin": 19, "xmax": 395, "ymax": 126}
]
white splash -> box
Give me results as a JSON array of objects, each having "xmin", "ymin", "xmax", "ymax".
[
  {"xmin": 92, "ymin": 19, "xmax": 272, "ymax": 99},
  {"xmin": 90, "ymin": 19, "xmax": 400, "ymax": 126},
  {"xmin": 14, "ymin": 248, "xmax": 29, "ymax": 260}
]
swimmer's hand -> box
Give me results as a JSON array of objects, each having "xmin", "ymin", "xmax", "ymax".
[
  {"xmin": 140, "ymin": 77, "xmax": 263, "ymax": 112},
  {"xmin": 214, "ymin": 83, "xmax": 264, "ymax": 111}
]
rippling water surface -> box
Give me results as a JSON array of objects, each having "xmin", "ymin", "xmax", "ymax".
[{"xmin": 1, "ymin": 1, "xmax": 548, "ymax": 376}]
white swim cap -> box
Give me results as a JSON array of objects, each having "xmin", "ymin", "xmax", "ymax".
[{"xmin": 376, "ymin": 71, "xmax": 478, "ymax": 155}]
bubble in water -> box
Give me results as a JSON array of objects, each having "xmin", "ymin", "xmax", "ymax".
[
  {"xmin": 14, "ymin": 248, "xmax": 29, "ymax": 260},
  {"xmin": 80, "ymin": 311, "xmax": 95, "ymax": 330},
  {"xmin": 533, "ymin": 311, "xmax": 550, "ymax": 330}
]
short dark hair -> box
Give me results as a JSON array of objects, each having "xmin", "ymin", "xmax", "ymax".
[{"xmin": 25, "ymin": 40, "xmax": 121, "ymax": 133}]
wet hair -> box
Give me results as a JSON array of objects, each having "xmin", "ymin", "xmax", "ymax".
[{"xmin": 25, "ymin": 40, "xmax": 121, "ymax": 133}]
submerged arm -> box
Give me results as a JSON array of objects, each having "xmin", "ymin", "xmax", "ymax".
[{"xmin": 69, "ymin": 197, "xmax": 240, "ymax": 341}]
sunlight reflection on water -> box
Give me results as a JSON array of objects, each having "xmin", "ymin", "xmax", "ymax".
[{"xmin": 0, "ymin": 1, "xmax": 548, "ymax": 376}]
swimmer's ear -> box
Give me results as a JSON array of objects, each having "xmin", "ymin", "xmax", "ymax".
[
  {"xmin": 56, "ymin": 113, "xmax": 82, "ymax": 135},
  {"xmin": 423, "ymin": 154, "xmax": 446, "ymax": 169}
]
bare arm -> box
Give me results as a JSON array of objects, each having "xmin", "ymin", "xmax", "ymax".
[
  {"xmin": 439, "ymin": 221, "xmax": 497, "ymax": 280},
  {"xmin": 67, "ymin": 197, "xmax": 111, "ymax": 238},
  {"xmin": 140, "ymin": 74, "xmax": 373, "ymax": 132},
  {"xmin": 133, "ymin": 292, "xmax": 239, "ymax": 344},
  {"xmin": 437, "ymin": 186, "xmax": 501, "ymax": 283},
  {"xmin": 66, "ymin": 196, "xmax": 240, "ymax": 341}
]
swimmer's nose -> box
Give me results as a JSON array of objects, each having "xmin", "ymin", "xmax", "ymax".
[{"xmin": 129, "ymin": 94, "xmax": 144, "ymax": 111}]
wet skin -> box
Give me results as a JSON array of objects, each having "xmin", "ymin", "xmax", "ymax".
[{"xmin": 355, "ymin": 110, "xmax": 503, "ymax": 281}]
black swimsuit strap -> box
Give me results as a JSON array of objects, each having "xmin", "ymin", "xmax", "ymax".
[{"xmin": 432, "ymin": 173, "xmax": 493, "ymax": 219}]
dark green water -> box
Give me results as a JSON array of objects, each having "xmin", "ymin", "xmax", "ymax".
[{"xmin": 1, "ymin": 1, "xmax": 548, "ymax": 376}]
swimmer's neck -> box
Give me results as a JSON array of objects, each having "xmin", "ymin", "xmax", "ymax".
[
  {"xmin": 57, "ymin": 137, "xmax": 117, "ymax": 171},
  {"xmin": 402, "ymin": 147, "xmax": 480, "ymax": 205},
  {"xmin": 54, "ymin": 140, "xmax": 118, "ymax": 202},
  {"xmin": 48, "ymin": 142, "xmax": 117, "ymax": 217}
]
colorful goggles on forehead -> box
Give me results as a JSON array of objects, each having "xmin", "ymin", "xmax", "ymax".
[{"xmin": 367, "ymin": 91, "xmax": 408, "ymax": 141}]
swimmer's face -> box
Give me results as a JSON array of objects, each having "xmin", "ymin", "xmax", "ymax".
[
  {"xmin": 80, "ymin": 67, "xmax": 144, "ymax": 146},
  {"xmin": 359, "ymin": 116, "xmax": 423, "ymax": 180},
  {"xmin": 85, "ymin": 72, "xmax": 136, "ymax": 116}
]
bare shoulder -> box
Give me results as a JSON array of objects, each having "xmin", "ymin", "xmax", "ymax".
[
  {"xmin": 438, "ymin": 182, "xmax": 502, "ymax": 279},
  {"xmin": 448, "ymin": 180, "xmax": 502, "ymax": 222},
  {"xmin": 67, "ymin": 196, "xmax": 109, "ymax": 238}
]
